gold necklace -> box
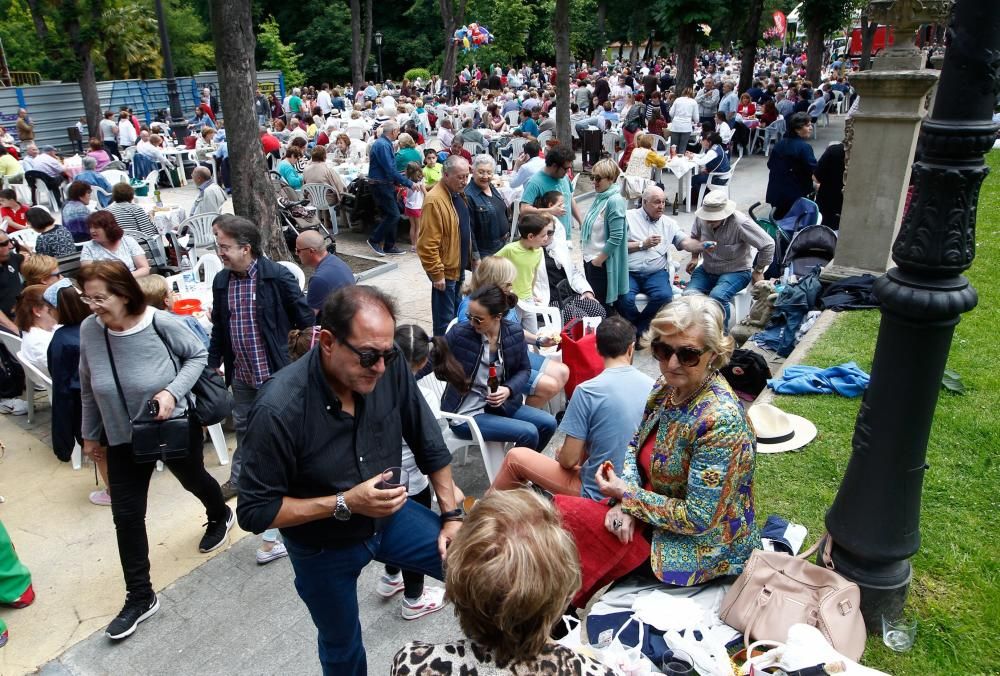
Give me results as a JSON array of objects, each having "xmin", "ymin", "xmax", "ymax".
[{"xmin": 667, "ymin": 370, "xmax": 717, "ymax": 407}]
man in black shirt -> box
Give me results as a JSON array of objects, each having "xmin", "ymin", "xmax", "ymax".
[
  {"xmin": 0, "ymin": 234, "xmax": 26, "ymax": 414},
  {"xmin": 236, "ymin": 285, "xmax": 462, "ymax": 676}
]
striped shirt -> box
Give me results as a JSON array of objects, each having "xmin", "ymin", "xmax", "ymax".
[
  {"xmin": 106, "ymin": 202, "xmax": 159, "ymax": 240},
  {"xmin": 227, "ymin": 259, "xmax": 271, "ymax": 387}
]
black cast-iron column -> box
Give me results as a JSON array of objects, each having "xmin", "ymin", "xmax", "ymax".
[
  {"xmin": 155, "ymin": 0, "xmax": 188, "ymax": 142},
  {"xmin": 824, "ymin": 0, "xmax": 998, "ymax": 630}
]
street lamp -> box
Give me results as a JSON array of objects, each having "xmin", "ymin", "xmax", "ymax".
[
  {"xmin": 154, "ymin": 0, "xmax": 187, "ymax": 141},
  {"xmin": 374, "ymin": 31, "xmax": 384, "ymax": 84}
]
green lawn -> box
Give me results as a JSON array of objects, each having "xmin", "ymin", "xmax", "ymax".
[{"xmin": 753, "ymin": 151, "xmax": 1000, "ymax": 675}]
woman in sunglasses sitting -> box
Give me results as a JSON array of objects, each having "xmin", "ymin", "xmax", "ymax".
[
  {"xmin": 555, "ymin": 295, "xmax": 760, "ymax": 609},
  {"xmin": 436, "ymin": 285, "xmax": 557, "ymax": 460}
]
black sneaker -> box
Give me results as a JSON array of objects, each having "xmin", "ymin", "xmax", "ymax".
[
  {"xmin": 367, "ymin": 240, "xmax": 386, "ymax": 257},
  {"xmin": 106, "ymin": 595, "xmax": 159, "ymax": 640},
  {"xmin": 219, "ymin": 480, "xmax": 238, "ymax": 502},
  {"xmin": 199, "ymin": 506, "xmax": 235, "ymax": 553},
  {"xmin": 384, "ymin": 247, "xmax": 406, "ymax": 256}
]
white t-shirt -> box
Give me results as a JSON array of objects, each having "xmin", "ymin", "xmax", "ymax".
[
  {"xmin": 80, "ymin": 235, "xmax": 143, "ymax": 271},
  {"xmin": 404, "ymin": 187, "xmax": 424, "ymax": 211},
  {"xmin": 22, "ymin": 325, "xmax": 59, "ymax": 375}
]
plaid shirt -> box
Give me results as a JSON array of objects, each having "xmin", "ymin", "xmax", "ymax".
[{"xmin": 227, "ymin": 259, "xmax": 271, "ymax": 387}]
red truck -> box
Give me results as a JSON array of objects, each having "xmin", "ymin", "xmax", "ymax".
[{"xmin": 848, "ymin": 25, "xmax": 894, "ymax": 59}]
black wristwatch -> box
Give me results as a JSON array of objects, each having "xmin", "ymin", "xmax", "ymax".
[
  {"xmin": 333, "ymin": 493, "xmax": 351, "ymax": 521},
  {"xmin": 439, "ymin": 507, "xmax": 466, "ymax": 524}
]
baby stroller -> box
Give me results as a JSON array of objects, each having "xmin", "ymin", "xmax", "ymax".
[
  {"xmin": 782, "ymin": 224, "xmax": 838, "ymax": 278},
  {"xmin": 749, "ymin": 198, "xmax": 823, "ymax": 279},
  {"xmin": 340, "ymin": 176, "xmax": 378, "ymax": 232},
  {"xmin": 268, "ymin": 172, "xmax": 336, "ymax": 257}
]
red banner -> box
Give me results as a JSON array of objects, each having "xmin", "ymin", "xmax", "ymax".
[{"xmin": 772, "ymin": 11, "xmax": 787, "ymax": 38}]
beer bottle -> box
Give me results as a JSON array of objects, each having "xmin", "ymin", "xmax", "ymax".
[
  {"xmin": 487, "ymin": 363, "xmax": 499, "ymax": 393},
  {"xmin": 672, "ymin": 192, "xmax": 680, "ymax": 216}
]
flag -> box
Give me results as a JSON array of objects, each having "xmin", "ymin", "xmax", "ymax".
[{"xmin": 772, "ymin": 11, "xmax": 787, "ymax": 38}]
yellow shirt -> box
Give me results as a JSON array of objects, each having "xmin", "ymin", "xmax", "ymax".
[
  {"xmin": 423, "ymin": 163, "xmax": 443, "ymax": 187},
  {"xmin": 496, "ymin": 241, "xmax": 542, "ymax": 301},
  {"xmin": 0, "ymin": 154, "xmax": 21, "ymax": 177}
]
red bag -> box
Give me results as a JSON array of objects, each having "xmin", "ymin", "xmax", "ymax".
[{"xmin": 559, "ymin": 318, "xmax": 605, "ymax": 399}]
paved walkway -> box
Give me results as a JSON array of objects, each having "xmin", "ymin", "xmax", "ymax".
[{"xmin": 0, "ymin": 118, "xmax": 845, "ymax": 675}]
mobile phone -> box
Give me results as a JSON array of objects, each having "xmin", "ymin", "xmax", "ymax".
[{"xmin": 146, "ymin": 399, "xmax": 160, "ymax": 417}]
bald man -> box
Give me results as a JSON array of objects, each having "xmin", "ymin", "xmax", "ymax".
[{"xmin": 295, "ymin": 230, "xmax": 355, "ymax": 316}]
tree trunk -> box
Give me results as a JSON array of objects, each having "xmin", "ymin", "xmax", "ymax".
[
  {"xmin": 439, "ymin": 0, "xmax": 469, "ymax": 87},
  {"xmin": 593, "ymin": 0, "xmax": 606, "ymax": 66},
  {"xmin": 675, "ymin": 23, "xmax": 697, "ymax": 93},
  {"xmin": 350, "ymin": 0, "xmax": 363, "ymax": 89},
  {"xmin": 209, "ymin": 0, "xmax": 286, "ymax": 259},
  {"xmin": 738, "ymin": 0, "xmax": 764, "ymax": 94},
  {"xmin": 362, "ymin": 0, "xmax": 373, "ymax": 81},
  {"xmin": 554, "ymin": 0, "xmax": 571, "ymax": 146},
  {"xmin": 805, "ymin": 23, "xmax": 824, "ymax": 85},
  {"xmin": 859, "ymin": 13, "xmax": 878, "ymax": 71}
]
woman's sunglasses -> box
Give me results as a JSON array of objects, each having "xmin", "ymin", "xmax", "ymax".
[
  {"xmin": 650, "ymin": 340, "xmax": 707, "ymax": 367},
  {"xmin": 339, "ymin": 336, "xmax": 398, "ymax": 369}
]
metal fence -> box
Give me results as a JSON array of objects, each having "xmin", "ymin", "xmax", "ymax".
[{"xmin": 0, "ymin": 70, "xmax": 285, "ymax": 153}]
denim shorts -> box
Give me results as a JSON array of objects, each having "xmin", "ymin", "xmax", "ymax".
[{"xmin": 528, "ymin": 351, "xmax": 548, "ymax": 395}]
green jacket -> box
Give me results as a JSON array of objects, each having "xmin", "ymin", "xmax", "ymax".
[{"xmin": 600, "ymin": 193, "xmax": 630, "ymax": 304}]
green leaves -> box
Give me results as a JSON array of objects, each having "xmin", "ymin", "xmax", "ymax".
[
  {"xmin": 257, "ymin": 15, "xmax": 304, "ymax": 87},
  {"xmin": 941, "ymin": 369, "xmax": 965, "ymax": 395}
]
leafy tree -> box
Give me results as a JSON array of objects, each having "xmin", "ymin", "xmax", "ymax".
[
  {"xmin": 98, "ymin": 1, "xmax": 161, "ymax": 79},
  {"xmin": 651, "ymin": 0, "xmax": 726, "ymax": 92},
  {"xmin": 0, "ymin": 0, "xmax": 49, "ymax": 75},
  {"xmin": 164, "ymin": 0, "xmax": 215, "ymax": 76},
  {"xmin": 257, "ymin": 15, "xmax": 304, "ymax": 86},
  {"xmin": 296, "ymin": 1, "xmax": 352, "ymax": 85},
  {"xmin": 798, "ymin": 0, "xmax": 852, "ymax": 84}
]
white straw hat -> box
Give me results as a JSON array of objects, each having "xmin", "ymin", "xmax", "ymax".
[
  {"xmin": 747, "ymin": 403, "xmax": 817, "ymax": 453},
  {"xmin": 695, "ymin": 190, "xmax": 737, "ymax": 221}
]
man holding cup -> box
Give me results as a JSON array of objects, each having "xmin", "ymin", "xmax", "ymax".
[{"xmin": 236, "ymin": 285, "xmax": 464, "ymax": 676}]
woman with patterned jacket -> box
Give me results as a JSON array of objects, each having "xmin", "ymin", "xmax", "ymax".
[{"xmin": 555, "ymin": 295, "xmax": 760, "ymax": 606}]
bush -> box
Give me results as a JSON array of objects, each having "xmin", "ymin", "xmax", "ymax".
[{"xmin": 403, "ymin": 68, "xmax": 431, "ymax": 82}]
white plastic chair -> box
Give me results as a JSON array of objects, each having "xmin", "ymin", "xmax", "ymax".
[
  {"xmin": 301, "ymin": 183, "xmax": 340, "ymax": 235},
  {"xmin": 277, "ymin": 260, "xmax": 306, "ymax": 290},
  {"xmin": 463, "ymin": 141, "xmax": 486, "ymax": 157},
  {"xmin": 9, "ymin": 229, "xmax": 38, "ymax": 252},
  {"xmin": 762, "ymin": 117, "xmax": 786, "ymax": 157},
  {"xmin": 696, "ymin": 157, "xmax": 739, "ymax": 208},
  {"xmin": 505, "ymin": 110, "xmax": 520, "ymax": 127},
  {"xmin": 650, "ymin": 135, "xmax": 669, "ymax": 152},
  {"xmin": 100, "ymin": 168, "xmax": 130, "ymax": 186},
  {"xmin": 177, "ymin": 212, "xmax": 221, "ymax": 265},
  {"xmin": 536, "ymin": 130, "xmax": 553, "ymax": 146},
  {"xmin": 418, "ymin": 374, "xmax": 509, "ymax": 482},
  {"xmin": 15, "ymin": 350, "xmax": 48, "ymax": 426},
  {"xmin": 517, "ymin": 301, "xmax": 562, "ymax": 335},
  {"xmin": 346, "ymin": 126, "xmax": 366, "ymax": 141},
  {"xmin": 348, "ymin": 139, "xmax": 368, "ymax": 161},
  {"xmin": 193, "ymin": 252, "xmax": 223, "ymax": 284}
]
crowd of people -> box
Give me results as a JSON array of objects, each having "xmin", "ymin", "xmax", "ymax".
[{"xmin": 0, "ymin": 41, "xmax": 867, "ymax": 672}]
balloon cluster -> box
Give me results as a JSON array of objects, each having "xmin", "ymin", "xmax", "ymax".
[{"xmin": 453, "ymin": 23, "xmax": 494, "ymax": 52}]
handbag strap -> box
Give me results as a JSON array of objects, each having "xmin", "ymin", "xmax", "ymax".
[
  {"xmin": 796, "ymin": 531, "xmax": 835, "ymax": 569},
  {"xmin": 102, "ymin": 314, "xmax": 186, "ymax": 423}
]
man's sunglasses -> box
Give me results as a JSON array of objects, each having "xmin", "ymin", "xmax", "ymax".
[
  {"xmin": 339, "ymin": 336, "xmax": 398, "ymax": 369},
  {"xmin": 650, "ymin": 340, "xmax": 707, "ymax": 367}
]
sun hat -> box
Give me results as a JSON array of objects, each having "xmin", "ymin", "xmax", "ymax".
[
  {"xmin": 695, "ymin": 191, "xmax": 737, "ymax": 222},
  {"xmin": 747, "ymin": 403, "xmax": 817, "ymax": 453}
]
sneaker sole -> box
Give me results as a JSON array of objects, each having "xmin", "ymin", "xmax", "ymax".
[
  {"xmin": 199, "ymin": 510, "xmax": 236, "ymax": 553},
  {"xmin": 106, "ymin": 598, "xmax": 160, "ymax": 640},
  {"xmin": 401, "ymin": 601, "xmax": 447, "ymax": 620},
  {"xmin": 255, "ymin": 550, "xmax": 289, "ymax": 565},
  {"xmin": 376, "ymin": 583, "xmax": 405, "ymax": 598}
]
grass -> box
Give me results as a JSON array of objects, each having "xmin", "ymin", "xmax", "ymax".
[{"xmin": 753, "ymin": 151, "xmax": 1000, "ymax": 675}]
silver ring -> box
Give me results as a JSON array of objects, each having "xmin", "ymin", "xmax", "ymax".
[{"xmin": 612, "ymin": 519, "xmax": 623, "ymax": 530}]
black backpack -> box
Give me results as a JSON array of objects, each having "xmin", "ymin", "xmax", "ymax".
[
  {"xmin": 721, "ymin": 349, "xmax": 771, "ymax": 400},
  {"xmin": 0, "ymin": 343, "xmax": 25, "ymax": 399}
]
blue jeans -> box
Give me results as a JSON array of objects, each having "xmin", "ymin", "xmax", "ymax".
[
  {"xmin": 368, "ymin": 181, "xmax": 399, "ymax": 249},
  {"xmin": 616, "ymin": 269, "xmax": 674, "ymax": 335},
  {"xmin": 284, "ymin": 501, "xmax": 444, "ymax": 676},
  {"xmin": 453, "ymin": 404, "xmax": 557, "ymax": 451},
  {"xmin": 431, "ymin": 278, "xmax": 461, "ymax": 336},
  {"xmin": 228, "ymin": 379, "xmax": 259, "ymax": 486},
  {"xmin": 683, "ymin": 267, "xmax": 752, "ymax": 329}
]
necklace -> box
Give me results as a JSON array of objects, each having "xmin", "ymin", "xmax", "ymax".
[{"xmin": 667, "ymin": 370, "xmax": 717, "ymax": 408}]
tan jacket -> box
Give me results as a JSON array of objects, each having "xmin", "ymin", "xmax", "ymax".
[
  {"xmin": 16, "ymin": 117, "xmax": 33, "ymax": 142},
  {"xmin": 417, "ymin": 181, "xmax": 464, "ymax": 282}
]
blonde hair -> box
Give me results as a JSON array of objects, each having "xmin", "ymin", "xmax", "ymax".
[
  {"xmin": 648, "ymin": 295, "xmax": 734, "ymax": 370},
  {"xmin": 20, "ymin": 254, "xmax": 58, "ymax": 287},
  {"xmin": 590, "ymin": 157, "xmax": 620, "ymax": 184},
  {"xmin": 636, "ymin": 133, "xmax": 654, "ymax": 150},
  {"xmin": 137, "ymin": 274, "xmax": 169, "ymax": 310},
  {"xmin": 462, "ymin": 255, "xmax": 516, "ymax": 295},
  {"xmin": 397, "ymin": 132, "xmax": 415, "ymax": 149},
  {"xmin": 446, "ymin": 489, "xmax": 580, "ymax": 664}
]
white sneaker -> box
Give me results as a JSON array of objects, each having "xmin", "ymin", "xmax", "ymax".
[
  {"xmin": 0, "ymin": 398, "xmax": 27, "ymax": 416},
  {"xmin": 375, "ymin": 572, "xmax": 404, "ymax": 598},
  {"xmin": 89, "ymin": 489, "xmax": 112, "ymax": 506},
  {"xmin": 401, "ymin": 586, "xmax": 447, "ymax": 620},
  {"xmin": 255, "ymin": 541, "xmax": 288, "ymax": 565}
]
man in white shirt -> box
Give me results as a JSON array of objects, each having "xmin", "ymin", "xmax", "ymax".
[
  {"xmin": 609, "ymin": 75, "xmax": 632, "ymax": 112},
  {"xmin": 287, "ymin": 119, "xmax": 308, "ymax": 142},
  {"xmin": 317, "ymin": 84, "xmax": 333, "ymax": 115},
  {"xmin": 616, "ymin": 185, "xmax": 703, "ymax": 334},
  {"xmin": 509, "ymin": 140, "xmax": 545, "ymax": 189},
  {"xmin": 118, "ymin": 113, "xmax": 138, "ymax": 150}
]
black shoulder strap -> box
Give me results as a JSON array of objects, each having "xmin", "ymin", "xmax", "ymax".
[{"xmin": 103, "ymin": 314, "xmax": 181, "ymax": 422}]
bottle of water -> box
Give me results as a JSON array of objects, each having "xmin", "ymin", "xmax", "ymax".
[{"xmin": 180, "ymin": 255, "xmax": 196, "ymax": 287}]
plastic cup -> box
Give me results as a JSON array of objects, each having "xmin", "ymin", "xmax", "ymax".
[
  {"xmin": 376, "ymin": 466, "xmax": 409, "ymax": 491},
  {"xmin": 882, "ymin": 614, "xmax": 917, "ymax": 652},
  {"xmin": 661, "ymin": 649, "xmax": 695, "ymax": 675}
]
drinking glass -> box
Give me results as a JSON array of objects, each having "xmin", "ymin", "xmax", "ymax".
[
  {"xmin": 882, "ymin": 614, "xmax": 917, "ymax": 652},
  {"xmin": 661, "ymin": 649, "xmax": 694, "ymax": 675},
  {"xmin": 376, "ymin": 466, "xmax": 409, "ymax": 491}
]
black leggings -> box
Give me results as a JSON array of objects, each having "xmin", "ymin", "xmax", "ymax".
[
  {"xmin": 384, "ymin": 485, "xmax": 434, "ymax": 599},
  {"xmin": 107, "ymin": 419, "xmax": 227, "ymax": 600}
]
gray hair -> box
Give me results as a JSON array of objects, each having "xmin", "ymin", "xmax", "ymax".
[
  {"xmin": 471, "ymin": 154, "xmax": 496, "ymax": 173},
  {"xmin": 381, "ymin": 121, "xmax": 400, "ymax": 136},
  {"xmin": 82, "ymin": 156, "xmax": 97, "ymax": 170},
  {"xmin": 641, "ymin": 184, "xmax": 664, "ymax": 203},
  {"xmin": 192, "ymin": 166, "xmax": 212, "ymax": 181},
  {"xmin": 443, "ymin": 155, "xmax": 470, "ymax": 175}
]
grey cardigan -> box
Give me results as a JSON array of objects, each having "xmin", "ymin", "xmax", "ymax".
[{"xmin": 80, "ymin": 309, "xmax": 207, "ymax": 446}]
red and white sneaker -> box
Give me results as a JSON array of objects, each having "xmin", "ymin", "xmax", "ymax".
[
  {"xmin": 375, "ymin": 573, "xmax": 404, "ymax": 598},
  {"xmin": 401, "ymin": 586, "xmax": 447, "ymax": 620},
  {"xmin": 8, "ymin": 584, "xmax": 34, "ymax": 609}
]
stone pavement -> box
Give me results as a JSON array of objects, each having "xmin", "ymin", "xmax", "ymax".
[{"xmin": 0, "ymin": 118, "xmax": 844, "ymax": 675}]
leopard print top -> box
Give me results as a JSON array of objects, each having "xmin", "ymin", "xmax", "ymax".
[{"xmin": 391, "ymin": 639, "xmax": 616, "ymax": 675}]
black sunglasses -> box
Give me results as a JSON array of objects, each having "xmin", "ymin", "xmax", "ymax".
[
  {"xmin": 650, "ymin": 340, "xmax": 707, "ymax": 367},
  {"xmin": 338, "ymin": 336, "xmax": 398, "ymax": 369}
]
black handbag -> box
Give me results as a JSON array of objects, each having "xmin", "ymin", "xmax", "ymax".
[
  {"xmin": 104, "ymin": 327, "xmax": 190, "ymax": 464},
  {"xmin": 150, "ymin": 320, "xmax": 232, "ymax": 426}
]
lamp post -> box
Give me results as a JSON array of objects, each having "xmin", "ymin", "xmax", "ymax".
[
  {"xmin": 374, "ymin": 31, "xmax": 384, "ymax": 85},
  {"xmin": 823, "ymin": 0, "xmax": 996, "ymax": 628},
  {"xmin": 154, "ymin": 0, "xmax": 187, "ymax": 141}
]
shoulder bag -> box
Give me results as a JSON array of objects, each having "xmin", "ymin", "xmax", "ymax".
[
  {"xmin": 149, "ymin": 317, "xmax": 231, "ymax": 426},
  {"xmin": 718, "ymin": 534, "xmax": 867, "ymax": 661},
  {"xmin": 104, "ymin": 326, "xmax": 190, "ymax": 464}
]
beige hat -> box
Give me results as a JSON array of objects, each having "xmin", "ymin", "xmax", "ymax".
[
  {"xmin": 747, "ymin": 403, "xmax": 817, "ymax": 453},
  {"xmin": 695, "ymin": 191, "xmax": 737, "ymax": 221}
]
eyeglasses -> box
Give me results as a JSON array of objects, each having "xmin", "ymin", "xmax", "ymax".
[
  {"xmin": 338, "ymin": 336, "xmax": 398, "ymax": 369},
  {"xmin": 650, "ymin": 340, "xmax": 708, "ymax": 367},
  {"xmin": 468, "ymin": 313, "xmax": 498, "ymax": 326},
  {"xmin": 217, "ymin": 243, "xmax": 247, "ymax": 253},
  {"xmin": 0, "ymin": 241, "xmax": 11, "ymax": 248},
  {"xmin": 81, "ymin": 294, "xmax": 113, "ymax": 306}
]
